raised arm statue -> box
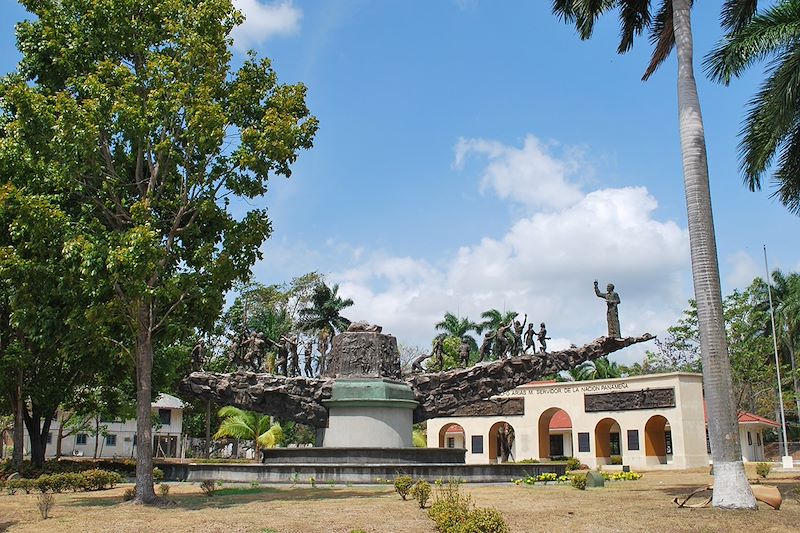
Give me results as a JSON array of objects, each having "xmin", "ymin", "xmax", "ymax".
[{"xmin": 594, "ymin": 280, "xmax": 621, "ymax": 338}]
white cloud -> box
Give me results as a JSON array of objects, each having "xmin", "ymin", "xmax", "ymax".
[
  {"xmin": 231, "ymin": 0, "xmax": 302, "ymax": 51},
  {"xmin": 454, "ymin": 135, "xmax": 587, "ymax": 210},
  {"xmin": 725, "ymin": 250, "xmax": 762, "ymax": 290},
  {"xmin": 324, "ymin": 135, "xmax": 690, "ymax": 364}
]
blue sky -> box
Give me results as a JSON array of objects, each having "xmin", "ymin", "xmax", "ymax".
[{"xmin": 2, "ymin": 1, "xmax": 798, "ymax": 363}]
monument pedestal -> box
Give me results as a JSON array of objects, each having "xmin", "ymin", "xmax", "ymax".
[{"xmin": 319, "ymin": 378, "xmax": 419, "ymax": 448}]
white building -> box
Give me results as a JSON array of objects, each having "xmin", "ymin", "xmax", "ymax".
[
  {"xmin": 427, "ymin": 373, "xmax": 778, "ymax": 469},
  {"xmin": 22, "ymin": 394, "xmax": 186, "ymax": 459}
]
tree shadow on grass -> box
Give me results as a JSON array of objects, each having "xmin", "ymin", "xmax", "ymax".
[
  {"xmin": 0, "ymin": 521, "xmax": 18, "ymax": 532},
  {"xmin": 66, "ymin": 486, "xmax": 395, "ymax": 510}
]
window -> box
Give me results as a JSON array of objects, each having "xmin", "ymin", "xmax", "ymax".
[
  {"xmin": 747, "ymin": 431, "xmax": 752, "ymax": 446},
  {"xmin": 46, "ymin": 432, "xmax": 52, "ymax": 444},
  {"xmin": 578, "ymin": 432, "xmax": 590, "ymax": 453},
  {"xmin": 609, "ymin": 432, "xmax": 621, "ymax": 455},
  {"xmin": 158, "ymin": 409, "xmax": 171, "ymax": 426},
  {"xmin": 447, "ymin": 437, "xmax": 455, "ymax": 449},
  {"xmin": 76, "ymin": 433, "xmax": 87, "ymax": 445},
  {"xmin": 705, "ymin": 430, "xmax": 711, "ymax": 454},
  {"xmin": 550, "ymin": 435, "xmax": 564, "ymax": 457},
  {"xmin": 627, "ymin": 430, "xmax": 640, "ymax": 451},
  {"xmin": 105, "ymin": 434, "xmax": 117, "ymax": 446},
  {"xmin": 471, "ymin": 435, "xmax": 484, "ymax": 454},
  {"xmin": 133, "ymin": 434, "xmax": 137, "ymax": 446},
  {"xmin": 757, "ymin": 432, "xmax": 762, "ymax": 446}
]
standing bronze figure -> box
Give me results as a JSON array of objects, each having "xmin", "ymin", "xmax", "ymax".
[{"xmin": 594, "ymin": 280, "xmax": 621, "ymax": 338}]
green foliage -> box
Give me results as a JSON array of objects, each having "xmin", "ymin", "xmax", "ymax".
[
  {"xmin": 566, "ymin": 457, "xmax": 581, "ymax": 471},
  {"xmin": 152, "ymin": 467, "xmax": 164, "ymax": 483},
  {"xmin": 412, "ymin": 428, "xmax": 427, "ymax": 448},
  {"xmin": 158, "ymin": 483, "xmax": 170, "ymax": 498},
  {"xmin": 600, "ymin": 471, "xmax": 643, "ymax": 481},
  {"xmin": 459, "ymin": 508, "xmax": 509, "ymax": 533},
  {"xmin": 756, "ymin": 462, "xmax": 772, "ymax": 478},
  {"xmin": 571, "ymin": 474, "xmax": 587, "ymax": 490},
  {"xmin": 297, "ymin": 282, "xmax": 353, "ymax": 336},
  {"xmin": 394, "ymin": 475, "xmax": 414, "ymax": 500},
  {"xmin": 610, "ymin": 455, "xmax": 623, "ymax": 465},
  {"xmin": 214, "ymin": 406, "xmax": 283, "ymax": 458},
  {"xmin": 7, "ymin": 470, "xmax": 121, "ymax": 495},
  {"xmin": 410, "ymin": 479, "xmax": 431, "ymax": 509},
  {"xmin": 200, "ymin": 479, "xmax": 216, "ymax": 496},
  {"xmin": 309, "ymin": 476, "xmax": 316, "ymax": 488}
]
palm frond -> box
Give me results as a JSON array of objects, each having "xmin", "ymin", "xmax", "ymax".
[
  {"xmin": 642, "ymin": 0, "xmax": 674, "ymax": 81},
  {"xmin": 618, "ymin": 0, "xmax": 651, "ymax": 53},
  {"xmin": 721, "ymin": 0, "xmax": 759, "ymax": 32},
  {"xmin": 706, "ymin": 0, "xmax": 800, "ymax": 84}
]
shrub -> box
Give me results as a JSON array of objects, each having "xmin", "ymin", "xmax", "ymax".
[
  {"xmin": 410, "ymin": 479, "xmax": 431, "ymax": 509},
  {"xmin": 158, "ymin": 483, "xmax": 170, "ymax": 498},
  {"xmin": 122, "ymin": 487, "xmax": 136, "ymax": 501},
  {"xmin": 62, "ymin": 473, "xmax": 85, "ymax": 492},
  {"xmin": 566, "ymin": 457, "xmax": 581, "ymax": 471},
  {"xmin": 36, "ymin": 492, "xmax": 55, "ymax": 519},
  {"xmin": 152, "ymin": 467, "xmax": 164, "ymax": 482},
  {"xmin": 200, "ymin": 479, "xmax": 216, "ymax": 496},
  {"xmin": 428, "ymin": 479, "xmax": 471, "ymax": 532},
  {"xmin": 309, "ymin": 476, "xmax": 316, "ymax": 488},
  {"xmin": 7, "ymin": 478, "xmax": 34, "ymax": 494},
  {"xmin": 82, "ymin": 469, "xmax": 122, "ymax": 490},
  {"xmin": 571, "ymin": 474, "xmax": 587, "ymax": 490},
  {"xmin": 610, "ymin": 455, "xmax": 623, "ymax": 465},
  {"xmin": 394, "ymin": 475, "xmax": 414, "ymax": 500},
  {"xmin": 460, "ymin": 508, "xmax": 510, "ymax": 533},
  {"xmin": 514, "ymin": 458, "xmax": 540, "ymax": 464},
  {"xmin": 756, "ymin": 462, "xmax": 772, "ymax": 479},
  {"xmin": 34, "ymin": 474, "xmax": 55, "ymax": 493},
  {"xmin": 550, "ymin": 456, "xmax": 568, "ymax": 462}
]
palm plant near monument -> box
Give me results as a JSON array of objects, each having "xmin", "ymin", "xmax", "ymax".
[
  {"xmin": 214, "ymin": 406, "xmax": 283, "ymax": 461},
  {"xmin": 476, "ymin": 309, "xmax": 518, "ymax": 334},
  {"xmin": 552, "ymin": 0, "xmax": 757, "ymax": 508},
  {"xmin": 434, "ymin": 312, "xmax": 479, "ymax": 351},
  {"xmin": 297, "ymin": 282, "xmax": 354, "ymax": 338},
  {"xmin": 705, "ymin": 0, "xmax": 800, "ymax": 214}
]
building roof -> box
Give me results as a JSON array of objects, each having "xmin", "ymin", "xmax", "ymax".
[
  {"xmin": 701, "ymin": 402, "xmax": 779, "ymax": 428},
  {"xmin": 152, "ymin": 393, "xmax": 185, "ymax": 410}
]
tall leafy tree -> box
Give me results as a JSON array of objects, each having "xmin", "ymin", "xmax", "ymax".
[
  {"xmin": 1, "ymin": 0, "xmax": 317, "ymax": 502},
  {"xmin": 552, "ymin": 0, "xmax": 756, "ymax": 508},
  {"xmin": 476, "ymin": 309, "xmax": 518, "ymax": 334},
  {"xmin": 706, "ymin": 0, "xmax": 800, "ymax": 214}
]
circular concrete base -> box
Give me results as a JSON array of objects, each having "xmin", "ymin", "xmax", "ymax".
[{"xmin": 320, "ymin": 379, "xmax": 419, "ymax": 448}]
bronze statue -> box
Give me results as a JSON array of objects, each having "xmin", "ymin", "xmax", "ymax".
[
  {"xmin": 269, "ymin": 337, "xmax": 289, "ymax": 376},
  {"xmin": 478, "ymin": 331, "xmax": 494, "ymax": 362},
  {"xmin": 512, "ymin": 314, "xmax": 527, "ymax": 356},
  {"xmin": 411, "ymin": 352, "xmax": 432, "ymax": 373},
  {"xmin": 458, "ymin": 338, "xmax": 470, "ymax": 368},
  {"xmin": 303, "ymin": 340, "xmax": 314, "ymax": 378},
  {"xmin": 431, "ymin": 337, "xmax": 445, "ymax": 371},
  {"xmin": 190, "ymin": 339, "xmax": 206, "ymax": 372},
  {"xmin": 286, "ymin": 334, "xmax": 300, "ymax": 377},
  {"xmin": 494, "ymin": 321, "xmax": 513, "ymax": 358},
  {"xmin": 537, "ymin": 323, "xmax": 549, "ymax": 353},
  {"xmin": 594, "ymin": 280, "xmax": 621, "ymax": 338},
  {"xmin": 524, "ymin": 323, "xmax": 536, "ymax": 354}
]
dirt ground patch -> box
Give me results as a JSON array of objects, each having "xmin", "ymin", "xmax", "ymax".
[{"xmin": 0, "ymin": 469, "xmax": 798, "ymax": 532}]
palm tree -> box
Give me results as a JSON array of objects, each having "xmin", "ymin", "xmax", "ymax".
[
  {"xmin": 577, "ymin": 357, "xmax": 623, "ymax": 380},
  {"xmin": 476, "ymin": 309, "xmax": 518, "ymax": 334},
  {"xmin": 552, "ymin": 0, "xmax": 757, "ymax": 508},
  {"xmin": 434, "ymin": 312, "xmax": 479, "ymax": 351},
  {"xmin": 213, "ymin": 406, "xmax": 283, "ymax": 461},
  {"xmin": 297, "ymin": 282, "xmax": 354, "ymax": 338},
  {"xmin": 705, "ymin": 0, "xmax": 800, "ymax": 214}
]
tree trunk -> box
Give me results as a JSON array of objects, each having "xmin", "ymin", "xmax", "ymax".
[
  {"xmin": 13, "ymin": 367, "xmax": 24, "ymax": 475},
  {"xmin": 134, "ymin": 303, "xmax": 157, "ymax": 503},
  {"xmin": 789, "ymin": 340, "xmax": 800, "ymax": 424},
  {"xmin": 204, "ymin": 399, "xmax": 211, "ymax": 459},
  {"xmin": 672, "ymin": 0, "xmax": 756, "ymax": 509},
  {"xmin": 22, "ymin": 406, "xmax": 52, "ymax": 469}
]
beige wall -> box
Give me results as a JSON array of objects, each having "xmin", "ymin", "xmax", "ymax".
[{"xmin": 428, "ymin": 373, "xmax": 711, "ymax": 469}]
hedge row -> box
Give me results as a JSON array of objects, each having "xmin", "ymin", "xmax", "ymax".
[
  {"xmin": 0, "ymin": 458, "xmax": 137, "ymax": 480},
  {"xmin": 3, "ymin": 469, "xmax": 123, "ymax": 494}
]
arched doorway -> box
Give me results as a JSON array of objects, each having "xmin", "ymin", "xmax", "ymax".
[
  {"xmin": 644, "ymin": 415, "xmax": 671, "ymax": 465},
  {"xmin": 594, "ymin": 417, "xmax": 621, "ymax": 465},
  {"xmin": 438, "ymin": 423, "xmax": 465, "ymax": 449},
  {"xmin": 538, "ymin": 408, "xmax": 573, "ymax": 459},
  {"xmin": 488, "ymin": 421, "xmax": 516, "ymax": 463}
]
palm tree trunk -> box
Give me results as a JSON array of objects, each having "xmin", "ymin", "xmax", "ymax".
[{"xmin": 672, "ymin": 0, "xmax": 756, "ymax": 510}]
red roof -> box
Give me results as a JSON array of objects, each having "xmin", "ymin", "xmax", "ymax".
[{"xmin": 702, "ymin": 402, "xmax": 779, "ymax": 427}]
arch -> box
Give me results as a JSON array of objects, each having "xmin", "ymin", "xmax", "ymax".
[
  {"xmin": 437, "ymin": 423, "xmax": 465, "ymax": 449},
  {"xmin": 644, "ymin": 415, "xmax": 670, "ymax": 464},
  {"xmin": 488, "ymin": 421, "xmax": 516, "ymax": 463},
  {"xmin": 537, "ymin": 408, "xmax": 573, "ymax": 459},
  {"xmin": 594, "ymin": 417, "xmax": 621, "ymax": 464}
]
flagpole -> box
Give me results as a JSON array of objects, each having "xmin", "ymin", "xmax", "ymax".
[{"xmin": 763, "ymin": 245, "xmax": 791, "ymax": 465}]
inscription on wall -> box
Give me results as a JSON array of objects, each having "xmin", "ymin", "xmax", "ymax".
[{"xmin": 584, "ymin": 387, "xmax": 676, "ymax": 412}]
